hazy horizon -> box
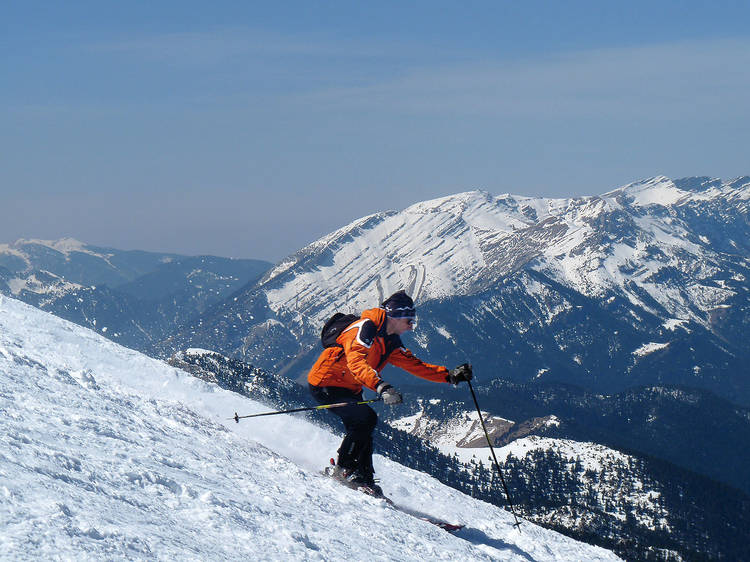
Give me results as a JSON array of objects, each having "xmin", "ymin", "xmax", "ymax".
[{"xmin": 3, "ymin": 2, "xmax": 749, "ymax": 261}]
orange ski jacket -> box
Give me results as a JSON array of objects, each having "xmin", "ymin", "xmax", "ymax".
[{"xmin": 307, "ymin": 307, "xmax": 450, "ymax": 393}]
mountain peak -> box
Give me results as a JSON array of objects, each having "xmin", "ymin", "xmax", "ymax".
[
  {"xmin": 608, "ymin": 176, "xmax": 689, "ymax": 207},
  {"xmin": 230, "ymin": 175, "xmax": 749, "ymax": 329},
  {"xmin": 607, "ymin": 175, "xmax": 750, "ymax": 207},
  {"xmin": 8, "ymin": 237, "xmax": 90, "ymax": 255}
]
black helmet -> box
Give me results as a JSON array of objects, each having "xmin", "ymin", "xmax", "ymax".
[{"xmin": 381, "ymin": 290, "xmax": 416, "ymax": 319}]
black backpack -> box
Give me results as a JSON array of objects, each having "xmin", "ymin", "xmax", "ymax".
[{"xmin": 321, "ymin": 312, "xmax": 360, "ymax": 348}]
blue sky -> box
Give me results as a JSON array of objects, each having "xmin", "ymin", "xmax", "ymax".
[{"xmin": 3, "ymin": 1, "xmax": 749, "ymax": 261}]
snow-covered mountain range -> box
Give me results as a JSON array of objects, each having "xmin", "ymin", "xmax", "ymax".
[
  {"xmin": 260, "ymin": 175, "xmax": 749, "ymax": 323},
  {"xmin": 0, "ymin": 294, "xmax": 622, "ymax": 561},
  {"xmin": 164, "ymin": 176, "xmax": 750, "ymax": 404},
  {"xmin": 0, "ymin": 238, "xmax": 270, "ymax": 349}
]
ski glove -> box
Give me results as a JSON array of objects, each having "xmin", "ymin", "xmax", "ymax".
[
  {"xmin": 447, "ymin": 363, "xmax": 473, "ymax": 385},
  {"xmin": 376, "ymin": 382, "xmax": 403, "ymax": 405}
]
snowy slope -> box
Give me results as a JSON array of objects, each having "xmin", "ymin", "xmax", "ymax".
[{"xmin": 0, "ymin": 295, "xmax": 620, "ymax": 561}]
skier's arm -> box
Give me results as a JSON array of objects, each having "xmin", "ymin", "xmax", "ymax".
[{"xmin": 388, "ymin": 347, "xmax": 450, "ymax": 383}]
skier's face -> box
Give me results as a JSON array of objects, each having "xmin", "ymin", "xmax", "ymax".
[{"xmin": 387, "ymin": 316, "xmax": 415, "ymax": 335}]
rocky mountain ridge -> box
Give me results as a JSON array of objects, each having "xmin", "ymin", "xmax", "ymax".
[
  {"xmin": 248, "ymin": 175, "xmax": 750, "ymax": 325},
  {"xmin": 160, "ymin": 176, "xmax": 750, "ymax": 405}
]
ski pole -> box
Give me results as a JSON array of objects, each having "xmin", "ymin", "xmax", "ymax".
[
  {"xmin": 231, "ymin": 397, "xmax": 382, "ymax": 423},
  {"xmin": 467, "ymin": 379, "xmax": 522, "ymax": 531}
]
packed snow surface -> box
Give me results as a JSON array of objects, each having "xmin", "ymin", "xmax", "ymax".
[{"xmin": 0, "ymin": 296, "xmax": 620, "ymax": 561}]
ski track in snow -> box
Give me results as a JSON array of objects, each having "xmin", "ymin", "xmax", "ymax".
[{"xmin": 0, "ymin": 295, "xmax": 620, "ymax": 561}]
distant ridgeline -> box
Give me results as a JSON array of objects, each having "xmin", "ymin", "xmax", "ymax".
[{"xmin": 0, "ymin": 238, "xmax": 271, "ymax": 350}]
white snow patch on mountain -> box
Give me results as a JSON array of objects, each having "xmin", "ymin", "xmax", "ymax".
[
  {"xmin": 497, "ymin": 437, "xmax": 627, "ymax": 471},
  {"xmin": 389, "ymin": 411, "xmax": 423, "ymax": 434},
  {"xmin": 44, "ymin": 237, "xmax": 93, "ymax": 255},
  {"xmin": 3, "ymin": 237, "xmax": 113, "ymax": 260},
  {"xmin": 185, "ymin": 347, "xmax": 222, "ymax": 357},
  {"xmin": 633, "ymin": 342, "xmax": 670, "ymax": 357},
  {"xmin": 0, "ymin": 244, "xmax": 30, "ymax": 265},
  {"xmin": 434, "ymin": 325, "xmax": 456, "ymax": 342},
  {"xmin": 632, "ymin": 215, "xmax": 702, "ymax": 254},
  {"xmin": 663, "ymin": 318, "xmax": 690, "ymax": 331},
  {"xmin": 7, "ymin": 273, "xmax": 83, "ymax": 297},
  {"xmin": 621, "ymin": 177, "xmax": 689, "ymax": 207},
  {"xmin": 0, "ymin": 295, "xmax": 620, "ymax": 561}
]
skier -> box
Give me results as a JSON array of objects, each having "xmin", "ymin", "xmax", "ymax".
[{"xmin": 308, "ymin": 290, "xmax": 473, "ymax": 495}]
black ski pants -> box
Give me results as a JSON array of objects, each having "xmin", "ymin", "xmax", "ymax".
[{"xmin": 309, "ymin": 384, "xmax": 378, "ymax": 477}]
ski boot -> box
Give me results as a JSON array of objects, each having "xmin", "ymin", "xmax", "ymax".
[{"xmin": 325, "ymin": 459, "xmax": 383, "ymax": 497}]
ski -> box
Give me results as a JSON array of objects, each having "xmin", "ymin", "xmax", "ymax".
[
  {"xmin": 387, "ymin": 501, "xmax": 465, "ymax": 533},
  {"xmin": 321, "ymin": 459, "xmax": 464, "ymax": 533}
]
